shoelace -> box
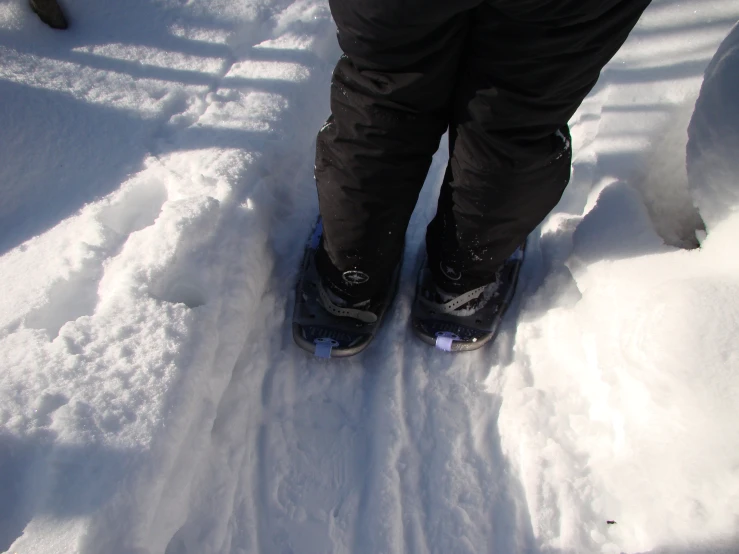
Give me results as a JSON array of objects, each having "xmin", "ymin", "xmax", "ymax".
[
  {"xmin": 420, "ymin": 268, "xmax": 502, "ymax": 316},
  {"xmin": 421, "ymin": 283, "xmax": 487, "ymax": 314},
  {"xmin": 317, "ymin": 281, "xmax": 378, "ymax": 323}
]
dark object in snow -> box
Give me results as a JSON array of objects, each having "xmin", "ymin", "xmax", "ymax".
[
  {"xmin": 411, "ymin": 241, "xmax": 525, "ymax": 352},
  {"xmin": 607, "ymin": 521, "xmax": 617, "ymax": 525},
  {"xmin": 311, "ymin": 0, "xmax": 653, "ymax": 329},
  {"xmin": 30, "ymin": 0, "xmax": 68, "ymax": 30},
  {"xmin": 292, "ymin": 218, "xmax": 401, "ymax": 358}
]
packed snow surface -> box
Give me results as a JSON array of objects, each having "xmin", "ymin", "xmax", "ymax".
[{"xmin": 1, "ymin": 1, "xmax": 739, "ymax": 553}]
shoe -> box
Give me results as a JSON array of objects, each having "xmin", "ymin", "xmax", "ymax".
[
  {"xmin": 411, "ymin": 242, "xmax": 526, "ymax": 352},
  {"xmin": 292, "ymin": 218, "xmax": 401, "ymax": 358}
]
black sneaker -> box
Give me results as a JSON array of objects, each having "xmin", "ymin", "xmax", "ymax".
[
  {"xmin": 292, "ymin": 218, "xmax": 401, "ymax": 358},
  {"xmin": 411, "ymin": 242, "xmax": 526, "ymax": 352}
]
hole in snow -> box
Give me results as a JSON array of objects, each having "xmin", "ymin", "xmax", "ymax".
[
  {"xmin": 98, "ymin": 179, "xmax": 168, "ymax": 237},
  {"xmin": 154, "ymin": 279, "xmax": 207, "ymax": 309},
  {"xmin": 24, "ymin": 264, "xmax": 101, "ymax": 339}
]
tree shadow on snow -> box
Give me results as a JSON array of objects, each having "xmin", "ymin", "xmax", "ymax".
[
  {"xmin": 0, "ymin": 0, "xmax": 333, "ymax": 255},
  {"xmin": 0, "ymin": 431, "xmax": 138, "ymax": 553},
  {"xmin": 0, "ymin": 79, "xmax": 153, "ymax": 254}
]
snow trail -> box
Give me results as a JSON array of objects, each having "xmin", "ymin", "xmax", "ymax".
[{"xmin": 2, "ymin": 1, "xmax": 739, "ymax": 553}]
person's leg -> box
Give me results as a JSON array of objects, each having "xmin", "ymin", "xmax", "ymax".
[
  {"xmin": 427, "ymin": 0, "xmax": 652, "ymax": 293},
  {"xmin": 315, "ymin": 0, "xmax": 479, "ymax": 302}
]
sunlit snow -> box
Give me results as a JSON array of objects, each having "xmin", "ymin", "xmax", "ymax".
[{"xmin": 1, "ymin": 1, "xmax": 738, "ymax": 553}]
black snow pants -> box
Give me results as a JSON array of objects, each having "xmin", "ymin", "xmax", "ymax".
[{"xmin": 315, "ymin": 0, "xmax": 652, "ymax": 299}]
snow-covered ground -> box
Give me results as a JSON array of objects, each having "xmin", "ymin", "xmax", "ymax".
[{"xmin": 1, "ymin": 1, "xmax": 738, "ymax": 553}]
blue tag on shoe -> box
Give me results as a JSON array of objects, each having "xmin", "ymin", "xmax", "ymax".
[
  {"xmin": 314, "ymin": 337, "xmax": 338, "ymax": 358},
  {"xmin": 435, "ymin": 332, "xmax": 460, "ymax": 352}
]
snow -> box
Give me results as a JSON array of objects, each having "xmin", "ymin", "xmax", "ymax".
[
  {"xmin": 687, "ymin": 22, "xmax": 739, "ymax": 232},
  {"xmin": 1, "ymin": 1, "xmax": 738, "ymax": 553}
]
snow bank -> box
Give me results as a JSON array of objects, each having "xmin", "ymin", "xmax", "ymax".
[
  {"xmin": 687, "ymin": 22, "xmax": 739, "ymax": 231},
  {"xmin": 501, "ymin": 206, "xmax": 739, "ymax": 552},
  {"xmin": 497, "ymin": 9, "xmax": 739, "ymax": 553}
]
